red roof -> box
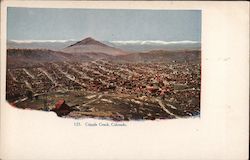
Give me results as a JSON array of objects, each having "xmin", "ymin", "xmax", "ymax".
[{"xmin": 55, "ymin": 99, "xmax": 65, "ymax": 110}]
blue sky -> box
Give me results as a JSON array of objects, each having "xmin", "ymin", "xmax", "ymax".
[{"xmin": 7, "ymin": 8, "xmax": 201, "ymax": 41}]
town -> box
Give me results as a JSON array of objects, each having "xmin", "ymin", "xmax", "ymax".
[{"xmin": 6, "ymin": 59, "xmax": 200, "ymax": 120}]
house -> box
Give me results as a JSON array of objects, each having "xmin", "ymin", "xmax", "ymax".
[{"xmin": 52, "ymin": 99, "xmax": 72, "ymax": 117}]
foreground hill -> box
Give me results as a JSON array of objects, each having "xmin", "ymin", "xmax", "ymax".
[
  {"xmin": 7, "ymin": 49, "xmax": 91, "ymax": 68},
  {"xmin": 114, "ymin": 49, "xmax": 201, "ymax": 63}
]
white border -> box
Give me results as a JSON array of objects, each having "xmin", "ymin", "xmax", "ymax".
[{"xmin": 1, "ymin": 1, "xmax": 249, "ymax": 160}]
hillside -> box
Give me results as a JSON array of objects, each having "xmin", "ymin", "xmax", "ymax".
[
  {"xmin": 7, "ymin": 49, "xmax": 91, "ymax": 68},
  {"xmin": 114, "ymin": 49, "xmax": 201, "ymax": 63}
]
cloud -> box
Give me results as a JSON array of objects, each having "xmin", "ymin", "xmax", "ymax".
[{"xmin": 110, "ymin": 40, "xmax": 200, "ymax": 45}]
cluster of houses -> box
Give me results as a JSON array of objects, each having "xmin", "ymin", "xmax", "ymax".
[{"xmin": 6, "ymin": 60, "xmax": 200, "ymax": 116}]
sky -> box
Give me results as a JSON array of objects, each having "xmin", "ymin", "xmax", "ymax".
[{"xmin": 7, "ymin": 8, "xmax": 201, "ymax": 42}]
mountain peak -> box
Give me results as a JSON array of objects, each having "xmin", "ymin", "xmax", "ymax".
[
  {"xmin": 62, "ymin": 37, "xmax": 129, "ymax": 56},
  {"xmin": 67, "ymin": 37, "xmax": 107, "ymax": 47}
]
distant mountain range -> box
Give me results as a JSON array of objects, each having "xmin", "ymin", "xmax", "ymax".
[
  {"xmin": 7, "ymin": 40, "xmax": 75, "ymax": 51},
  {"xmin": 105, "ymin": 40, "xmax": 200, "ymax": 52},
  {"xmin": 7, "ymin": 37, "xmax": 201, "ymax": 68},
  {"xmin": 7, "ymin": 38, "xmax": 201, "ymax": 52}
]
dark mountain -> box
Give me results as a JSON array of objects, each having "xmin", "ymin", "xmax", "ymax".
[
  {"xmin": 67, "ymin": 37, "xmax": 107, "ymax": 47},
  {"xmin": 62, "ymin": 37, "xmax": 129, "ymax": 56}
]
